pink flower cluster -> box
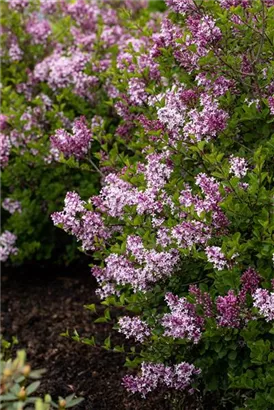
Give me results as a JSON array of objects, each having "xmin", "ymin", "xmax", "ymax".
[
  {"xmin": 182, "ymin": 173, "xmax": 222, "ymax": 214},
  {"xmin": 156, "ymin": 87, "xmax": 188, "ymax": 136},
  {"xmin": 162, "ymin": 292, "xmax": 203, "ymax": 344},
  {"xmin": 215, "ymin": 268, "xmax": 261, "ymax": 328},
  {"xmin": 122, "ymin": 361, "xmax": 201, "ymax": 397},
  {"xmin": 144, "ymin": 152, "xmax": 173, "ymax": 190},
  {"xmin": 40, "ymin": 0, "xmax": 57, "ymax": 14},
  {"xmin": 50, "ymin": 117, "xmax": 92, "ymax": 159},
  {"xmin": 2, "ymin": 198, "xmax": 22, "ymax": 214},
  {"xmin": 118, "ymin": 316, "xmax": 150, "ymax": 343},
  {"xmin": 0, "ymin": 230, "xmax": 18, "ymax": 262},
  {"xmin": 92, "ymin": 173, "xmax": 138, "ymax": 218}
]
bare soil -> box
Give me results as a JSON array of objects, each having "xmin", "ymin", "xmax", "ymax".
[{"xmin": 1, "ymin": 264, "xmax": 173, "ymax": 410}]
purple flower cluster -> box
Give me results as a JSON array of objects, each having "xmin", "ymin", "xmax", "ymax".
[
  {"xmin": 51, "ymin": 191, "xmax": 85, "ymax": 236},
  {"xmin": 128, "ymin": 78, "xmax": 148, "ymax": 106},
  {"xmin": 229, "ymin": 156, "xmax": 248, "ymax": 178},
  {"xmin": 165, "ymin": 0, "xmax": 195, "ymax": 15},
  {"xmin": 162, "ymin": 292, "xmax": 203, "ymax": 344},
  {"xmin": 2, "ymin": 198, "xmax": 22, "ymax": 214},
  {"xmin": 92, "ymin": 153, "xmax": 173, "ymax": 219},
  {"xmin": 0, "ymin": 114, "xmax": 8, "ymax": 131},
  {"xmin": 253, "ymin": 288, "xmax": 274, "ymax": 322},
  {"xmin": 118, "ymin": 316, "xmax": 150, "ymax": 343},
  {"xmin": 156, "ymin": 88, "xmax": 228, "ymax": 143},
  {"xmin": 239, "ymin": 267, "xmax": 261, "ymax": 303},
  {"xmin": 93, "ymin": 173, "xmax": 137, "ymax": 218},
  {"xmin": 189, "ymin": 285, "xmax": 213, "ymax": 318},
  {"xmin": 50, "ymin": 117, "xmax": 92, "ymax": 159},
  {"xmin": 216, "ymin": 290, "xmax": 241, "ymax": 328},
  {"xmin": 26, "ymin": 15, "xmax": 51, "ymax": 45},
  {"xmin": 0, "ymin": 133, "xmax": 11, "ymax": 168},
  {"xmin": 186, "ymin": 15, "xmax": 222, "ymax": 50},
  {"xmin": 0, "ymin": 230, "xmax": 18, "ymax": 262},
  {"xmin": 145, "ymin": 152, "xmax": 173, "ymax": 190},
  {"xmin": 184, "ymin": 96, "xmax": 228, "ymax": 142},
  {"xmin": 91, "ymin": 233, "xmax": 179, "ymax": 297},
  {"xmin": 157, "ymin": 87, "xmax": 188, "ymax": 136},
  {"xmin": 172, "ymin": 220, "xmax": 211, "ymax": 249},
  {"xmin": 268, "ymin": 96, "xmax": 274, "ymax": 115},
  {"xmin": 179, "ymin": 174, "xmax": 228, "ymax": 233},
  {"xmin": 8, "ymin": 37, "xmax": 22, "ymax": 61},
  {"xmin": 8, "ymin": 0, "xmax": 29, "ymax": 10},
  {"xmin": 40, "ymin": 0, "xmax": 57, "ymax": 14},
  {"xmin": 205, "ymin": 246, "xmax": 228, "ymax": 270},
  {"xmin": 219, "ymin": 0, "xmax": 249, "ymax": 8},
  {"xmin": 122, "ymin": 361, "xmax": 201, "ymax": 397},
  {"xmin": 51, "ymin": 191, "xmax": 110, "ymax": 251},
  {"xmin": 33, "ymin": 49, "xmax": 95, "ymax": 95}
]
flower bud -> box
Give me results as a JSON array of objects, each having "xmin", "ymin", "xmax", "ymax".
[
  {"xmin": 22, "ymin": 364, "xmax": 31, "ymax": 377},
  {"xmin": 58, "ymin": 399, "xmax": 66, "ymax": 408},
  {"xmin": 17, "ymin": 387, "xmax": 26, "ymax": 400},
  {"xmin": 3, "ymin": 368, "xmax": 12, "ymax": 378}
]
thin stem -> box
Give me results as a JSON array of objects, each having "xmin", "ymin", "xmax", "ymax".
[{"xmin": 88, "ymin": 158, "xmax": 104, "ymax": 177}]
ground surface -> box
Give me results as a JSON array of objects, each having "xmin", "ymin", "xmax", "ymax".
[{"xmin": 1, "ymin": 264, "xmax": 174, "ymax": 410}]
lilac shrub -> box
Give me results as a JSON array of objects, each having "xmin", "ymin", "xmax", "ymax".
[
  {"xmin": 1, "ymin": 0, "xmax": 155, "ymax": 263},
  {"xmin": 2, "ymin": 0, "xmax": 273, "ymax": 407},
  {"xmin": 52, "ymin": 0, "xmax": 274, "ymax": 407}
]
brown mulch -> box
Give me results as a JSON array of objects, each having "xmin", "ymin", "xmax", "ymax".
[{"xmin": 1, "ymin": 264, "xmax": 174, "ymax": 410}]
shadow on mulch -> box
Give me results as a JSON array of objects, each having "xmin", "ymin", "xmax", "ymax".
[{"xmin": 1, "ymin": 263, "xmax": 174, "ymax": 410}]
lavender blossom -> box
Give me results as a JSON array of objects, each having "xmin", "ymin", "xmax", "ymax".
[
  {"xmin": 162, "ymin": 292, "xmax": 203, "ymax": 344},
  {"xmin": 50, "ymin": 116, "xmax": 92, "ymax": 159},
  {"xmin": 216, "ymin": 290, "xmax": 241, "ymax": 328},
  {"xmin": 118, "ymin": 316, "xmax": 151, "ymax": 343},
  {"xmin": 0, "ymin": 114, "xmax": 8, "ymax": 131},
  {"xmin": 2, "ymin": 198, "xmax": 22, "ymax": 214},
  {"xmin": 0, "ymin": 231, "xmax": 18, "ymax": 262},
  {"xmin": 229, "ymin": 156, "xmax": 248, "ymax": 178},
  {"xmin": 253, "ymin": 288, "xmax": 274, "ymax": 322},
  {"xmin": 122, "ymin": 361, "xmax": 200, "ymax": 397},
  {"xmin": 205, "ymin": 246, "xmax": 228, "ymax": 271},
  {"xmin": 0, "ymin": 133, "xmax": 11, "ymax": 168},
  {"xmin": 26, "ymin": 16, "xmax": 51, "ymax": 45}
]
